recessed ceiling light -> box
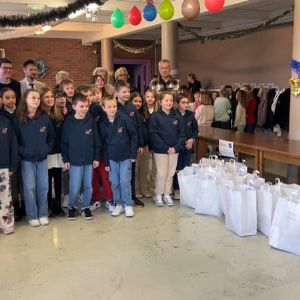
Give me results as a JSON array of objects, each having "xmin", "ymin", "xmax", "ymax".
[{"xmin": 28, "ymin": 4, "xmax": 45, "ymax": 11}]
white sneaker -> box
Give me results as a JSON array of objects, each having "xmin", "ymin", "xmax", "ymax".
[
  {"xmin": 39, "ymin": 217, "xmax": 49, "ymax": 226},
  {"xmin": 125, "ymin": 206, "xmax": 134, "ymax": 218},
  {"xmin": 173, "ymin": 190, "xmax": 180, "ymax": 200},
  {"xmin": 90, "ymin": 201, "xmax": 101, "ymax": 211},
  {"xmin": 28, "ymin": 219, "xmax": 40, "ymax": 227},
  {"xmin": 105, "ymin": 201, "xmax": 115, "ymax": 213},
  {"xmin": 111, "ymin": 204, "xmax": 124, "ymax": 217},
  {"xmin": 154, "ymin": 195, "xmax": 164, "ymax": 207},
  {"xmin": 164, "ymin": 195, "xmax": 175, "ymax": 207}
]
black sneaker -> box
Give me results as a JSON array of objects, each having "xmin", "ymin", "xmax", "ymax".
[
  {"xmin": 67, "ymin": 208, "xmax": 77, "ymax": 221},
  {"xmin": 134, "ymin": 197, "xmax": 145, "ymax": 207},
  {"xmin": 82, "ymin": 208, "xmax": 94, "ymax": 220}
]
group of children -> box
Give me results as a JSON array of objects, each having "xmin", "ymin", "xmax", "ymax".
[{"xmin": 0, "ymin": 77, "xmax": 199, "ymax": 235}]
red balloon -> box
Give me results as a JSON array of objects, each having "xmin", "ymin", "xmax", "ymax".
[
  {"xmin": 205, "ymin": 0, "xmax": 225, "ymax": 13},
  {"xmin": 128, "ymin": 6, "xmax": 142, "ymax": 25}
]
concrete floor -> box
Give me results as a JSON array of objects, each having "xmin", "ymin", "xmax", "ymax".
[{"xmin": 1, "ymin": 200, "xmax": 300, "ymax": 300}]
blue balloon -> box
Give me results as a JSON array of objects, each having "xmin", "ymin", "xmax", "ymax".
[{"xmin": 143, "ymin": 4, "xmax": 157, "ymax": 21}]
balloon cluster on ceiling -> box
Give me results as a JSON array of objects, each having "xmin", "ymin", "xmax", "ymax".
[{"xmin": 111, "ymin": 0, "xmax": 225, "ymax": 28}]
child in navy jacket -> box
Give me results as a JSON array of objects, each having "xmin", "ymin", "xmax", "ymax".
[
  {"xmin": 0, "ymin": 113, "xmax": 18, "ymax": 234},
  {"xmin": 115, "ymin": 80, "xmax": 145, "ymax": 207},
  {"xmin": 99, "ymin": 96, "xmax": 138, "ymax": 218},
  {"xmin": 61, "ymin": 93, "xmax": 101, "ymax": 221},
  {"xmin": 149, "ymin": 91, "xmax": 185, "ymax": 207},
  {"xmin": 173, "ymin": 93, "xmax": 198, "ymax": 199},
  {"xmin": 14, "ymin": 89, "xmax": 55, "ymax": 227}
]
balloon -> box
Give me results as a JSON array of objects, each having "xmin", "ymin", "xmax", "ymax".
[
  {"xmin": 181, "ymin": 0, "xmax": 200, "ymax": 20},
  {"xmin": 128, "ymin": 6, "xmax": 142, "ymax": 26},
  {"xmin": 143, "ymin": 4, "xmax": 157, "ymax": 21},
  {"xmin": 205, "ymin": 0, "xmax": 225, "ymax": 13},
  {"xmin": 158, "ymin": 0, "xmax": 174, "ymax": 20},
  {"xmin": 111, "ymin": 8, "xmax": 125, "ymax": 28}
]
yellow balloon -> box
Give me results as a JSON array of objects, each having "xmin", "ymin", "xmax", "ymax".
[
  {"xmin": 181, "ymin": 0, "xmax": 200, "ymax": 20},
  {"xmin": 159, "ymin": 0, "xmax": 174, "ymax": 20}
]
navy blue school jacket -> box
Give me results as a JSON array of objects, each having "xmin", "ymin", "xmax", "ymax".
[
  {"xmin": 117, "ymin": 101, "xmax": 144, "ymax": 147},
  {"xmin": 178, "ymin": 109, "xmax": 199, "ymax": 141},
  {"xmin": 61, "ymin": 113, "xmax": 101, "ymax": 165},
  {"xmin": 98, "ymin": 111, "xmax": 138, "ymax": 167},
  {"xmin": 13, "ymin": 111, "xmax": 55, "ymax": 162},
  {"xmin": 148, "ymin": 109, "xmax": 186, "ymax": 154},
  {"xmin": 89, "ymin": 102, "xmax": 106, "ymax": 122},
  {"xmin": 50, "ymin": 117, "xmax": 64, "ymax": 154},
  {"xmin": 0, "ymin": 115, "xmax": 18, "ymax": 171},
  {"xmin": 0, "ymin": 107, "xmax": 17, "ymax": 124},
  {"xmin": 137, "ymin": 108, "xmax": 149, "ymax": 147}
]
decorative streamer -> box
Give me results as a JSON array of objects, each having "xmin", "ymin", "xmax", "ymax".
[
  {"xmin": 290, "ymin": 59, "xmax": 300, "ymax": 96},
  {"xmin": 112, "ymin": 39, "xmax": 160, "ymax": 54},
  {"xmin": 0, "ymin": 0, "xmax": 106, "ymax": 27}
]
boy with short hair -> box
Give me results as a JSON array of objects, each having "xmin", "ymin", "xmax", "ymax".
[
  {"xmin": 61, "ymin": 93, "xmax": 101, "ymax": 220},
  {"xmin": 115, "ymin": 80, "xmax": 144, "ymax": 207},
  {"xmin": 59, "ymin": 79, "xmax": 75, "ymax": 113},
  {"xmin": 99, "ymin": 96, "xmax": 138, "ymax": 218}
]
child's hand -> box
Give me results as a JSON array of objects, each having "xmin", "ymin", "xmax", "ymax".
[
  {"xmin": 168, "ymin": 147, "xmax": 176, "ymax": 154},
  {"xmin": 64, "ymin": 162, "xmax": 70, "ymax": 170},
  {"xmin": 105, "ymin": 166, "xmax": 110, "ymax": 172},
  {"xmin": 138, "ymin": 147, "xmax": 144, "ymax": 155},
  {"xmin": 131, "ymin": 159, "xmax": 136, "ymax": 163},
  {"xmin": 185, "ymin": 138, "xmax": 194, "ymax": 150},
  {"xmin": 93, "ymin": 160, "xmax": 99, "ymax": 168}
]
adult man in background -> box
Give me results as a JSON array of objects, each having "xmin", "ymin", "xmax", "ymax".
[
  {"xmin": 20, "ymin": 59, "xmax": 46, "ymax": 96},
  {"xmin": 149, "ymin": 59, "xmax": 180, "ymax": 94},
  {"xmin": 0, "ymin": 58, "xmax": 21, "ymax": 104},
  {"xmin": 187, "ymin": 73, "xmax": 201, "ymax": 94}
]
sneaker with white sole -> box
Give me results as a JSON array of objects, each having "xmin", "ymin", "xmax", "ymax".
[
  {"xmin": 173, "ymin": 190, "xmax": 180, "ymax": 200},
  {"xmin": 111, "ymin": 204, "xmax": 124, "ymax": 217},
  {"xmin": 82, "ymin": 208, "xmax": 94, "ymax": 220},
  {"xmin": 164, "ymin": 195, "xmax": 175, "ymax": 206},
  {"xmin": 39, "ymin": 217, "xmax": 49, "ymax": 226},
  {"xmin": 28, "ymin": 219, "xmax": 40, "ymax": 227},
  {"xmin": 105, "ymin": 201, "xmax": 115, "ymax": 213},
  {"xmin": 93, "ymin": 201, "xmax": 101, "ymax": 209},
  {"xmin": 125, "ymin": 206, "xmax": 134, "ymax": 217},
  {"xmin": 154, "ymin": 195, "xmax": 164, "ymax": 207}
]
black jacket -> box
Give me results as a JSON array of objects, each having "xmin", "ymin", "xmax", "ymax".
[
  {"xmin": 137, "ymin": 108, "xmax": 149, "ymax": 147},
  {"xmin": 149, "ymin": 109, "xmax": 186, "ymax": 154},
  {"xmin": 50, "ymin": 117, "xmax": 64, "ymax": 154},
  {"xmin": 178, "ymin": 109, "xmax": 198, "ymax": 141},
  {"xmin": 117, "ymin": 101, "xmax": 144, "ymax": 147},
  {"xmin": 61, "ymin": 113, "xmax": 101, "ymax": 165},
  {"xmin": 0, "ymin": 115, "xmax": 18, "ymax": 170},
  {"xmin": 99, "ymin": 111, "xmax": 138, "ymax": 167},
  {"xmin": 13, "ymin": 111, "xmax": 55, "ymax": 162}
]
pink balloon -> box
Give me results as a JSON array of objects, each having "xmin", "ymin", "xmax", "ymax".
[
  {"xmin": 205, "ymin": 0, "xmax": 225, "ymax": 13},
  {"xmin": 128, "ymin": 5, "xmax": 142, "ymax": 25}
]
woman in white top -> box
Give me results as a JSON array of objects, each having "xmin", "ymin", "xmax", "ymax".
[
  {"xmin": 233, "ymin": 90, "xmax": 247, "ymax": 132},
  {"xmin": 195, "ymin": 91, "xmax": 214, "ymax": 128},
  {"xmin": 213, "ymin": 87, "xmax": 231, "ymax": 129}
]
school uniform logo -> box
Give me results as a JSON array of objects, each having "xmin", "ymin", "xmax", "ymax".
[
  {"xmin": 117, "ymin": 126, "xmax": 123, "ymax": 133},
  {"xmin": 1, "ymin": 127, "xmax": 8, "ymax": 134},
  {"xmin": 129, "ymin": 111, "xmax": 135, "ymax": 117},
  {"xmin": 173, "ymin": 119, "xmax": 178, "ymax": 125},
  {"xmin": 40, "ymin": 126, "xmax": 46, "ymax": 133},
  {"xmin": 85, "ymin": 129, "xmax": 92, "ymax": 135}
]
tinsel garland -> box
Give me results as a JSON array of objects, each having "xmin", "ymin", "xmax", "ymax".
[
  {"xmin": 179, "ymin": 6, "xmax": 294, "ymax": 44},
  {"xmin": 0, "ymin": 0, "xmax": 106, "ymax": 28},
  {"xmin": 113, "ymin": 39, "xmax": 160, "ymax": 54}
]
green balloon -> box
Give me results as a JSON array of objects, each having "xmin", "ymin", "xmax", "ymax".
[
  {"xmin": 111, "ymin": 8, "xmax": 125, "ymax": 28},
  {"xmin": 158, "ymin": 0, "xmax": 175, "ymax": 20}
]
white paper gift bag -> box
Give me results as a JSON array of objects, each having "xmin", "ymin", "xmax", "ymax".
[
  {"xmin": 178, "ymin": 166, "xmax": 199, "ymax": 209},
  {"xmin": 225, "ymin": 185, "xmax": 257, "ymax": 237},
  {"xmin": 195, "ymin": 174, "xmax": 223, "ymax": 217},
  {"xmin": 269, "ymin": 195, "xmax": 300, "ymax": 256}
]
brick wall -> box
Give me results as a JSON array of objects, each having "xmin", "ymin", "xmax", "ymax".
[{"xmin": 0, "ymin": 37, "xmax": 98, "ymax": 88}]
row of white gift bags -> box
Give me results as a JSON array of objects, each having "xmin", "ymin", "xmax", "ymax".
[
  {"xmin": 269, "ymin": 185, "xmax": 300, "ymax": 256},
  {"xmin": 225, "ymin": 183, "xmax": 257, "ymax": 237}
]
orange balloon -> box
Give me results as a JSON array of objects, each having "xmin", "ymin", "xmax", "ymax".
[{"xmin": 181, "ymin": 0, "xmax": 200, "ymax": 20}]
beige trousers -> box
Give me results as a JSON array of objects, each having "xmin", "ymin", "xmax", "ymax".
[
  {"xmin": 0, "ymin": 169, "xmax": 14, "ymax": 234},
  {"xmin": 135, "ymin": 146, "xmax": 151, "ymax": 195},
  {"xmin": 154, "ymin": 153, "xmax": 179, "ymax": 196}
]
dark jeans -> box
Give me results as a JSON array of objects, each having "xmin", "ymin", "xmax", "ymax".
[
  {"xmin": 10, "ymin": 161, "xmax": 25, "ymax": 215},
  {"xmin": 173, "ymin": 149, "xmax": 192, "ymax": 190},
  {"xmin": 213, "ymin": 120, "xmax": 231, "ymax": 130},
  {"xmin": 131, "ymin": 161, "xmax": 136, "ymax": 199},
  {"xmin": 48, "ymin": 168, "xmax": 62, "ymax": 213},
  {"xmin": 244, "ymin": 124, "xmax": 256, "ymax": 133}
]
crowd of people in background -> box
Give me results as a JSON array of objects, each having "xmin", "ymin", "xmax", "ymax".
[{"xmin": 0, "ymin": 56, "xmax": 271, "ymax": 235}]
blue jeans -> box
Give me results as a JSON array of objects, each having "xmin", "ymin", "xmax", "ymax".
[
  {"xmin": 69, "ymin": 165, "xmax": 93, "ymax": 209},
  {"xmin": 109, "ymin": 160, "xmax": 133, "ymax": 206},
  {"xmin": 21, "ymin": 160, "xmax": 48, "ymax": 221},
  {"xmin": 173, "ymin": 149, "xmax": 192, "ymax": 190}
]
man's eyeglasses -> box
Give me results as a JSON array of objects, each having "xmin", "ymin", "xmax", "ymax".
[{"xmin": 0, "ymin": 66, "xmax": 13, "ymax": 70}]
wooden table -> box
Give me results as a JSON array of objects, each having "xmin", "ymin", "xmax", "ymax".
[{"xmin": 198, "ymin": 127, "xmax": 300, "ymax": 179}]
